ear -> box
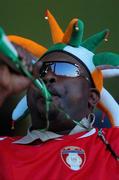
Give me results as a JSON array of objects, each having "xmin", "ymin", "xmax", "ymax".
[{"xmin": 88, "ymin": 88, "xmax": 100, "ymax": 110}]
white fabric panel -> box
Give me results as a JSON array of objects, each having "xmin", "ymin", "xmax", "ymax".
[
  {"xmin": 102, "ymin": 69, "xmax": 119, "ymax": 78},
  {"xmin": 12, "ymin": 95, "xmax": 28, "ymax": 121},
  {"xmin": 64, "ymin": 45, "xmax": 95, "ymax": 72}
]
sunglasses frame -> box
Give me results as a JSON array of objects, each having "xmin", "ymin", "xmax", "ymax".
[{"xmin": 38, "ymin": 50, "xmax": 95, "ymax": 87}]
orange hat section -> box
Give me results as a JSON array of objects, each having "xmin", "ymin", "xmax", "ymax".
[
  {"xmin": 8, "ymin": 35, "xmax": 47, "ymax": 58},
  {"xmin": 62, "ymin": 19, "xmax": 78, "ymax": 44},
  {"xmin": 45, "ymin": 10, "xmax": 64, "ymax": 44},
  {"xmin": 92, "ymin": 69, "xmax": 115, "ymax": 126},
  {"xmin": 92, "ymin": 68, "xmax": 103, "ymax": 92}
]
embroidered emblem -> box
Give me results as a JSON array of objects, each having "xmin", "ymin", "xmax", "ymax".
[{"xmin": 61, "ymin": 146, "xmax": 86, "ymax": 171}]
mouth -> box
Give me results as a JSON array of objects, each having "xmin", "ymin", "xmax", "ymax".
[
  {"xmin": 49, "ymin": 91, "xmax": 61, "ymax": 107},
  {"xmin": 47, "ymin": 86, "xmax": 61, "ymax": 98},
  {"xmin": 36, "ymin": 87, "xmax": 61, "ymax": 106}
]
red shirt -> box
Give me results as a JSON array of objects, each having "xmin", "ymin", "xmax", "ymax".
[{"xmin": 0, "ymin": 128, "xmax": 119, "ymax": 180}]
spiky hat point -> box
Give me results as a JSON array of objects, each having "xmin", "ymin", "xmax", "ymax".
[{"xmin": 10, "ymin": 10, "xmax": 119, "ymax": 126}]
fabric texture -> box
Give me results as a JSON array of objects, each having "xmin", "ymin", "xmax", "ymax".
[{"xmin": 0, "ymin": 128, "xmax": 119, "ymax": 180}]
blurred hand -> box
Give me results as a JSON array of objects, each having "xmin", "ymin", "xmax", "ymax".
[
  {"xmin": 0, "ymin": 64, "xmax": 30, "ymax": 106},
  {"xmin": 0, "ymin": 43, "xmax": 37, "ymax": 107}
]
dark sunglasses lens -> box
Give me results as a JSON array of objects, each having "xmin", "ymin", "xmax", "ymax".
[{"xmin": 40, "ymin": 62, "xmax": 80, "ymax": 77}]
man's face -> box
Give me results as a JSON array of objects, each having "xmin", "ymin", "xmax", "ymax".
[{"xmin": 27, "ymin": 51, "xmax": 98, "ymax": 132}]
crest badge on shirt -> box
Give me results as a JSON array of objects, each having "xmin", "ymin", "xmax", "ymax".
[{"xmin": 61, "ymin": 146, "xmax": 86, "ymax": 171}]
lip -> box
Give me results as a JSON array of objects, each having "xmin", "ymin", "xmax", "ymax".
[
  {"xmin": 47, "ymin": 86, "xmax": 61, "ymax": 98},
  {"xmin": 36, "ymin": 91, "xmax": 61, "ymax": 114},
  {"xmin": 35, "ymin": 85, "xmax": 62, "ymax": 111},
  {"xmin": 48, "ymin": 90, "xmax": 60, "ymax": 106},
  {"xmin": 36, "ymin": 87, "xmax": 60, "ymax": 104},
  {"xmin": 47, "ymin": 87, "xmax": 62, "ymax": 107}
]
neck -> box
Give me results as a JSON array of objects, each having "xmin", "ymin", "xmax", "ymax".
[
  {"xmin": 31, "ymin": 113, "xmax": 93, "ymax": 135},
  {"xmin": 71, "ymin": 117, "xmax": 92, "ymax": 133},
  {"xmin": 50, "ymin": 117, "xmax": 92, "ymax": 135}
]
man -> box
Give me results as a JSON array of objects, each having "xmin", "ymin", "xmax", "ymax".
[
  {"xmin": 0, "ymin": 10, "xmax": 119, "ymax": 179},
  {"xmin": 27, "ymin": 50, "xmax": 99, "ymax": 133}
]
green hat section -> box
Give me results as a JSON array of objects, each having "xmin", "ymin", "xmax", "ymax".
[
  {"xmin": 69, "ymin": 19, "xmax": 84, "ymax": 47},
  {"xmin": 41, "ymin": 22, "xmax": 119, "ymax": 76},
  {"xmin": 93, "ymin": 52, "xmax": 119, "ymax": 67},
  {"xmin": 81, "ymin": 29, "xmax": 110, "ymax": 52},
  {"xmin": 47, "ymin": 23, "xmax": 119, "ymax": 72},
  {"xmin": 43, "ymin": 20, "xmax": 112, "ymax": 71}
]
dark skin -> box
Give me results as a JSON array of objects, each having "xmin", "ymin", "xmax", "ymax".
[
  {"xmin": 0, "ymin": 43, "xmax": 37, "ymax": 135},
  {"xmin": 27, "ymin": 51, "xmax": 100, "ymax": 134},
  {"xmin": 0, "ymin": 48, "xmax": 100, "ymax": 134},
  {"xmin": 0, "ymin": 43, "xmax": 37, "ymax": 107}
]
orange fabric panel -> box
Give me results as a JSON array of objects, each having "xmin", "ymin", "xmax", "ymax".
[
  {"xmin": 63, "ymin": 19, "xmax": 78, "ymax": 44},
  {"xmin": 8, "ymin": 35, "xmax": 47, "ymax": 58},
  {"xmin": 45, "ymin": 10, "xmax": 64, "ymax": 44},
  {"xmin": 92, "ymin": 68, "xmax": 103, "ymax": 92}
]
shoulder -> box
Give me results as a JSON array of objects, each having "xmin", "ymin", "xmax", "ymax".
[
  {"xmin": 0, "ymin": 136, "xmax": 20, "ymax": 147},
  {"xmin": 0, "ymin": 136, "xmax": 9, "ymax": 145},
  {"xmin": 103, "ymin": 127, "xmax": 119, "ymax": 137},
  {"xmin": 102, "ymin": 128, "xmax": 119, "ymax": 153}
]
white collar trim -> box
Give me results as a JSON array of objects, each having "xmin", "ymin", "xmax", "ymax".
[{"xmin": 77, "ymin": 128, "xmax": 96, "ymax": 139}]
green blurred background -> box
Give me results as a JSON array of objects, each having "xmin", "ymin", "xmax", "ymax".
[{"xmin": 0, "ymin": 0, "xmax": 118, "ymax": 134}]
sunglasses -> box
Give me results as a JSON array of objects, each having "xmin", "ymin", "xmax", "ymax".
[{"xmin": 39, "ymin": 61, "xmax": 90, "ymax": 81}]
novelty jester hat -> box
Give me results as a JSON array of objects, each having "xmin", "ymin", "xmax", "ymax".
[{"xmin": 9, "ymin": 10, "xmax": 119, "ymax": 126}]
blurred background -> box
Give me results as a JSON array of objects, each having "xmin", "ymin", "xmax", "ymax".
[{"xmin": 0, "ymin": 0, "xmax": 118, "ymax": 135}]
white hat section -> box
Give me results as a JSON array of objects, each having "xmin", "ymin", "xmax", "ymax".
[
  {"xmin": 12, "ymin": 95, "xmax": 28, "ymax": 121},
  {"xmin": 102, "ymin": 69, "xmax": 119, "ymax": 78},
  {"xmin": 64, "ymin": 45, "xmax": 95, "ymax": 72}
]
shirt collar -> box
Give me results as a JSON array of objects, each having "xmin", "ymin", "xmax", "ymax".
[{"xmin": 13, "ymin": 117, "xmax": 92, "ymax": 144}]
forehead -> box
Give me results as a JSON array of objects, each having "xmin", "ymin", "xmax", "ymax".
[{"xmin": 39, "ymin": 51, "xmax": 90, "ymax": 74}]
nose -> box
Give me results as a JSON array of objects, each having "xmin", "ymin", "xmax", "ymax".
[{"xmin": 43, "ymin": 71, "xmax": 57, "ymax": 85}]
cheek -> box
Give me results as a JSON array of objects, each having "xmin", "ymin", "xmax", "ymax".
[
  {"xmin": 61, "ymin": 81, "xmax": 90, "ymax": 112},
  {"xmin": 64, "ymin": 81, "xmax": 89, "ymax": 102},
  {"xmin": 27, "ymin": 87, "xmax": 43, "ymax": 108},
  {"xmin": 61, "ymin": 93, "xmax": 89, "ymax": 120}
]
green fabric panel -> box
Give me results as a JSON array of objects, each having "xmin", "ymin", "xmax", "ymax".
[
  {"xmin": 81, "ymin": 29, "xmax": 109, "ymax": 52},
  {"xmin": 93, "ymin": 52, "xmax": 119, "ymax": 66},
  {"xmin": 69, "ymin": 20, "xmax": 84, "ymax": 47},
  {"xmin": 47, "ymin": 43, "xmax": 66, "ymax": 52},
  {"xmin": 37, "ymin": 43, "xmax": 66, "ymax": 61}
]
